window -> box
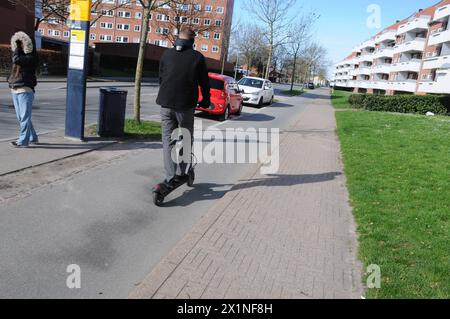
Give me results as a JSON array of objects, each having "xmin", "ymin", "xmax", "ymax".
[
  {"xmin": 100, "ymin": 22, "xmax": 114, "ymax": 29},
  {"xmin": 154, "ymin": 40, "xmax": 168, "ymax": 47},
  {"xmin": 204, "ymin": 19, "xmax": 211, "ymax": 26},
  {"xmin": 192, "ymin": 18, "xmax": 200, "ymax": 24},
  {"xmin": 135, "ymin": 12, "xmax": 142, "ymax": 19},
  {"xmin": 101, "ymin": 10, "xmax": 114, "ymax": 17},
  {"xmin": 194, "ymin": 4, "xmax": 201, "ymax": 11},
  {"xmin": 157, "ymin": 14, "xmax": 169, "ymax": 21},
  {"xmin": 201, "ymin": 44, "xmax": 208, "ymax": 52},
  {"xmin": 116, "ymin": 36, "xmax": 129, "ymax": 43},
  {"xmin": 213, "ymin": 32, "xmax": 220, "ymax": 40},
  {"xmin": 90, "ymin": 33, "xmax": 96, "ymax": 40},
  {"xmin": 38, "ymin": 29, "xmax": 44, "ymax": 35},
  {"xmin": 133, "ymin": 37, "xmax": 140, "ymax": 43},
  {"xmin": 216, "ymin": 7, "xmax": 224, "ymax": 14},
  {"xmin": 117, "ymin": 24, "xmax": 130, "ymax": 30},
  {"xmin": 47, "ymin": 29, "xmax": 60, "ymax": 36},
  {"xmin": 156, "ymin": 27, "xmax": 169, "ymax": 35},
  {"xmin": 100, "ymin": 34, "xmax": 112, "ymax": 41},
  {"xmin": 215, "ymin": 20, "xmax": 222, "ymax": 27},
  {"xmin": 117, "ymin": 11, "xmax": 131, "ymax": 18},
  {"xmin": 118, "ymin": 0, "xmax": 132, "ymax": 4},
  {"xmin": 91, "ymin": 22, "xmax": 97, "ymax": 28},
  {"xmin": 134, "ymin": 25, "xmax": 141, "ymax": 32},
  {"xmin": 203, "ymin": 31, "xmax": 210, "ymax": 39},
  {"xmin": 212, "ymin": 46, "xmax": 219, "ymax": 53},
  {"xmin": 63, "ymin": 31, "xmax": 70, "ymax": 38},
  {"xmin": 205, "ymin": 5, "xmax": 212, "ymax": 12}
]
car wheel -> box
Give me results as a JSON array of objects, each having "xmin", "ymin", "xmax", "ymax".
[
  {"xmin": 268, "ymin": 96, "xmax": 274, "ymax": 105},
  {"xmin": 236, "ymin": 103, "xmax": 243, "ymax": 116},
  {"xmin": 258, "ymin": 97, "xmax": 264, "ymax": 108},
  {"xmin": 219, "ymin": 106, "xmax": 230, "ymax": 121}
]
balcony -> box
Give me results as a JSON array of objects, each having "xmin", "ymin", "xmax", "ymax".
[
  {"xmin": 422, "ymin": 54, "xmax": 450, "ymax": 69},
  {"xmin": 433, "ymin": 4, "xmax": 450, "ymax": 22},
  {"xmin": 367, "ymin": 80, "xmax": 390, "ymax": 90},
  {"xmin": 375, "ymin": 30, "xmax": 397, "ymax": 44},
  {"xmin": 360, "ymin": 54, "xmax": 374, "ymax": 62},
  {"xmin": 371, "ymin": 64, "xmax": 393, "ymax": 74},
  {"xmin": 387, "ymin": 80, "xmax": 417, "ymax": 92},
  {"xmin": 393, "ymin": 38, "xmax": 426, "ymax": 54},
  {"xmin": 356, "ymin": 67, "xmax": 372, "ymax": 75},
  {"xmin": 418, "ymin": 77, "xmax": 450, "ymax": 94},
  {"xmin": 373, "ymin": 47, "xmax": 394, "ymax": 59},
  {"xmin": 428, "ymin": 28, "xmax": 450, "ymax": 46},
  {"xmin": 396, "ymin": 17, "xmax": 430, "ymax": 35},
  {"xmin": 391, "ymin": 59, "xmax": 422, "ymax": 72}
]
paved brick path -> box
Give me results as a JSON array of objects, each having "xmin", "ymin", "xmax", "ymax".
[{"xmin": 130, "ymin": 89, "xmax": 363, "ymax": 299}]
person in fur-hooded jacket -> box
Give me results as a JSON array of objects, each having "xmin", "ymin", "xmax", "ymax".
[{"xmin": 7, "ymin": 31, "xmax": 39, "ymax": 148}]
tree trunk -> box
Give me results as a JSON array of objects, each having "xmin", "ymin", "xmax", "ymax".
[
  {"xmin": 221, "ymin": 49, "xmax": 226, "ymax": 75},
  {"xmin": 133, "ymin": 5, "xmax": 151, "ymax": 123},
  {"xmin": 265, "ymin": 45, "xmax": 273, "ymax": 80},
  {"xmin": 290, "ymin": 52, "xmax": 297, "ymax": 93}
]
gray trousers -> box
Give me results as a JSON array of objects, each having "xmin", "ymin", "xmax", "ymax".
[{"xmin": 160, "ymin": 107, "xmax": 195, "ymax": 182}]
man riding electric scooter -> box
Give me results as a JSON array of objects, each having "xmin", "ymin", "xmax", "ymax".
[{"xmin": 153, "ymin": 28, "xmax": 211, "ymax": 206}]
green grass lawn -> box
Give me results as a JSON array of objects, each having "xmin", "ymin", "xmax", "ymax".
[
  {"xmin": 86, "ymin": 119, "xmax": 161, "ymax": 140},
  {"xmin": 331, "ymin": 89, "xmax": 353, "ymax": 109},
  {"xmin": 336, "ymin": 111, "xmax": 450, "ymax": 298}
]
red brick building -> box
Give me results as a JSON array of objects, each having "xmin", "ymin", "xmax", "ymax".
[
  {"xmin": 0, "ymin": 0, "xmax": 35, "ymax": 45},
  {"xmin": 38, "ymin": 0, "xmax": 235, "ymax": 61}
]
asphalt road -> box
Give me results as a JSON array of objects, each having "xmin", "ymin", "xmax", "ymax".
[
  {"xmin": 0, "ymin": 81, "xmax": 162, "ymax": 141},
  {"xmin": 0, "ymin": 82, "xmax": 311, "ymax": 298}
]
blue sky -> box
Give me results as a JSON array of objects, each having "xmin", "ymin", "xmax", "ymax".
[{"xmin": 233, "ymin": 0, "xmax": 438, "ymax": 66}]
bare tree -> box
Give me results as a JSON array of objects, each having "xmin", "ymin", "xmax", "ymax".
[
  {"xmin": 134, "ymin": 0, "xmax": 172, "ymax": 123},
  {"xmin": 154, "ymin": 0, "xmax": 221, "ymax": 45},
  {"xmin": 31, "ymin": 0, "xmax": 128, "ymax": 30},
  {"xmin": 286, "ymin": 12, "xmax": 318, "ymax": 92},
  {"xmin": 304, "ymin": 42, "xmax": 327, "ymax": 84},
  {"xmin": 234, "ymin": 24, "xmax": 268, "ymax": 77},
  {"xmin": 243, "ymin": 0, "xmax": 296, "ymax": 80},
  {"xmin": 219, "ymin": 18, "xmax": 239, "ymax": 75}
]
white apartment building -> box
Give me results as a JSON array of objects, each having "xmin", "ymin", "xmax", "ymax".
[{"xmin": 332, "ymin": 0, "xmax": 450, "ymax": 95}]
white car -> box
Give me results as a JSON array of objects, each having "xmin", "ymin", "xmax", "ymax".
[{"xmin": 237, "ymin": 77, "xmax": 275, "ymax": 107}]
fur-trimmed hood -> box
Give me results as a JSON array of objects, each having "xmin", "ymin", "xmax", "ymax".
[{"xmin": 11, "ymin": 31, "xmax": 34, "ymax": 54}]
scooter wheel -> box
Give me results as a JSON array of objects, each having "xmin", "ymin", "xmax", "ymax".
[
  {"xmin": 153, "ymin": 192, "xmax": 165, "ymax": 206},
  {"xmin": 187, "ymin": 170, "xmax": 195, "ymax": 187}
]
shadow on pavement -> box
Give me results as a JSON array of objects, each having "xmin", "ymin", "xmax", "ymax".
[
  {"xmin": 162, "ymin": 172, "xmax": 342, "ymax": 207},
  {"xmin": 270, "ymin": 102, "xmax": 294, "ymax": 108}
]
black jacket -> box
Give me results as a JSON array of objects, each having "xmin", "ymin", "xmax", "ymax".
[
  {"xmin": 8, "ymin": 49, "xmax": 37, "ymax": 91},
  {"xmin": 156, "ymin": 46, "xmax": 210, "ymax": 110}
]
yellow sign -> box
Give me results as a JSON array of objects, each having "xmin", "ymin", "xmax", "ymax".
[
  {"xmin": 70, "ymin": 30, "xmax": 86, "ymax": 43},
  {"xmin": 69, "ymin": 0, "xmax": 91, "ymax": 22}
]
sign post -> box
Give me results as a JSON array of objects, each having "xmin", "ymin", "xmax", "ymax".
[{"xmin": 65, "ymin": 0, "xmax": 91, "ymax": 140}]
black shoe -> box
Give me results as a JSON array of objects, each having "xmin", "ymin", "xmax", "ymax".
[
  {"xmin": 30, "ymin": 139, "xmax": 39, "ymax": 145},
  {"xmin": 11, "ymin": 141, "xmax": 28, "ymax": 148}
]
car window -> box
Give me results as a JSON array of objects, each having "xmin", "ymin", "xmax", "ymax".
[
  {"xmin": 209, "ymin": 78, "xmax": 225, "ymax": 90},
  {"xmin": 238, "ymin": 78, "xmax": 263, "ymax": 89}
]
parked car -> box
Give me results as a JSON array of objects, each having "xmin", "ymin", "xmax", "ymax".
[
  {"xmin": 308, "ymin": 82, "xmax": 315, "ymax": 89},
  {"xmin": 238, "ymin": 77, "xmax": 275, "ymax": 107},
  {"xmin": 197, "ymin": 73, "xmax": 244, "ymax": 121}
]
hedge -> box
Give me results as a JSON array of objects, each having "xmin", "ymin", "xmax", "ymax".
[
  {"xmin": 0, "ymin": 44, "xmax": 67, "ymax": 76},
  {"xmin": 348, "ymin": 93, "xmax": 450, "ymax": 115}
]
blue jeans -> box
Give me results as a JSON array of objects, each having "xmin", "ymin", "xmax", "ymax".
[{"xmin": 12, "ymin": 91, "xmax": 38, "ymax": 146}]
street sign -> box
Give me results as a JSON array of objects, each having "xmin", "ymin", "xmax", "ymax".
[{"xmin": 65, "ymin": 0, "xmax": 92, "ymax": 140}]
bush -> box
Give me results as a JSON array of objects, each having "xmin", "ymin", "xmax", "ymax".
[
  {"xmin": 349, "ymin": 93, "xmax": 449, "ymax": 115},
  {"xmin": 348, "ymin": 94, "xmax": 368, "ymax": 109},
  {"xmin": 0, "ymin": 44, "xmax": 67, "ymax": 76}
]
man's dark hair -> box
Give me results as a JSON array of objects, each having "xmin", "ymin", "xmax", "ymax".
[{"xmin": 179, "ymin": 28, "xmax": 196, "ymax": 40}]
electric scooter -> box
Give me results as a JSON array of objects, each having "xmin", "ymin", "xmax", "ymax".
[
  {"xmin": 152, "ymin": 103, "xmax": 212, "ymax": 206},
  {"xmin": 152, "ymin": 129, "xmax": 197, "ymax": 207}
]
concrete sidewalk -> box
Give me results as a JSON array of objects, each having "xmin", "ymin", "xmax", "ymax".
[
  {"xmin": 0, "ymin": 131, "xmax": 116, "ymax": 176},
  {"xmin": 130, "ymin": 89, "xmax": 364, "ymax": 299}
]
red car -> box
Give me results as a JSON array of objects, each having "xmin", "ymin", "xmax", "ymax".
[{"xmin": 197, "ymin": 73, "xmax": 244, "ymax": 121}]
